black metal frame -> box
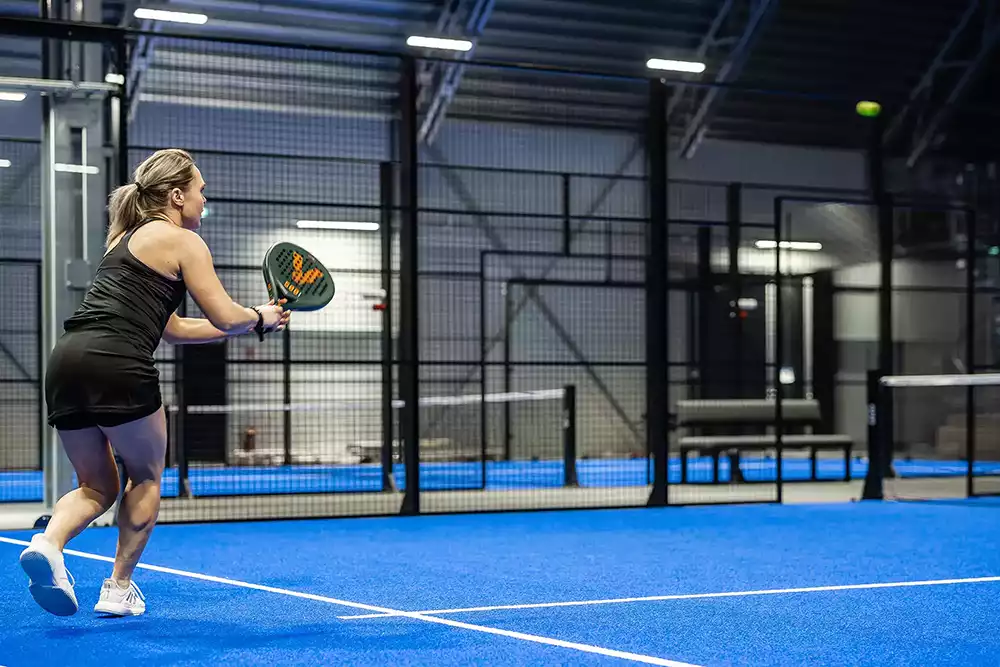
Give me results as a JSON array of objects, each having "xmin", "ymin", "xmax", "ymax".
[
  {"xmin": 379, "ymin": 161, "xmax": 396, "ymax": 493},
  {"xmin": 647, "ymin": 77, "xmax": 670, "ymax": 506},
  {"xmin": 398, "ymin": 56, "xmax": 420, "ymax": 514},
  {"xmin": 7, "ymin": 12, "xmax": 997, "ymax": 518}
]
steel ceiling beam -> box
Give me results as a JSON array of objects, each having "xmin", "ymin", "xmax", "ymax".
[
  {"xmin": 884, "ymin": 0, "xmax": 1000, "ymax": 167},
  {"xmin": 882, "ymin": 0, "xmax": 979, "ymax": 148},
  {"xmin": 118, "ymin": 0, "xmax": 160, "ymax": 123},
  {"xmin": 666, "ymin": 0, "xmax": 734, "ymax": 121},
  {"xmin": 673, "ymin": 0, "xmax": 778, "ymax": 160},
  {"xmin": 417, "ymin": 0, "xmax": 495, "ymax": 145}
]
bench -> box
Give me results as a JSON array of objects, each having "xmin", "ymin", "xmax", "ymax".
[{"xmin": 674, "ymin": 399, "xmax": 854, "ymax": 484}]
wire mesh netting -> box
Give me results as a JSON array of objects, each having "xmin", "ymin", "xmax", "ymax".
[
  {"xmin": 0, "ymin": 138, "xmax": 42, "ymax": 503},
  {"xmin": 413, "ymin": 61, "xmax": 653, "ymax": 512},
  {"xmin": 128, "ymin": 37, "xmax": 399, "ymax": 521},
  {"xmin": 0, "ymin": 261, "xmax": 42, "ymax": 503}
]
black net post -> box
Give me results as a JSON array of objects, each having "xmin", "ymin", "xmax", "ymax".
[
  {"xmin": 863, "ymin": 369, "xmax": 886, "ymax": 500},
  {"xmin": 398, "ymin": 55, "xmax": 420, "ymax": 514},
  {"xmin": 646, "ymin": 77, "xmax": 669, "ymax": 506},
  {"xmin": 563, "ymin": 384, "xmax": 578, "ymax": 487}
]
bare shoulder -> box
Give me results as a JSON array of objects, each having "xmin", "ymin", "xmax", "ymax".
[
  {"xmin": 135, "ymin": 223, "xmax": 203, "ymax": 256},
  {"xmin": 128, "ymin": 222, "xmax": 198, "ymax": 281}
]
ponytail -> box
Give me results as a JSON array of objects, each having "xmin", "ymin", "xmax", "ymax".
[
  {"xmin": 106, "ymin": 148, "xmax": 196, "ymax": 247},
  {"xmin": 106, "ymin": 182, "xmax": 144, "ymax": 246}
]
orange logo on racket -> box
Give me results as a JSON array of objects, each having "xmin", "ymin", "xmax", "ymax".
[{"xmin": 291, "ymin": 252, "xmax": 323, "ymax": 285}]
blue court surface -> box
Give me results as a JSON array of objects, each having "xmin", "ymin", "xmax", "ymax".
[
  {"xmin": 1, "ymin": 499, "xmax": 998, "ymax": 666},
  {"xmin": 3, "ymin": 457, "xmax": 999, "ymax": 502}
]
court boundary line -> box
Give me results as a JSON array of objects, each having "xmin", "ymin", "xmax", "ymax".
[
  {"xmin": 0, "ymin": 537, "xmax": 700, "ymax": 667},
  {"xmin": 335, "ymin": 574, "xmax": 1000, "ymax": 620}
]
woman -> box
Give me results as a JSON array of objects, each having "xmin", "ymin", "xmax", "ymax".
[{"xmin": 18, "ymin": 148, "xmax": 289, "ymax": 617}]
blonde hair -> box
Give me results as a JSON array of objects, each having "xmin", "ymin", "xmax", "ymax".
[{"xmin": 106, "ymin": 148, "xmax": 196, "ymax": 246}]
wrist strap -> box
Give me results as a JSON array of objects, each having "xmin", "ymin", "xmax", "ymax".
[{"xmin": 250, "ymin": 307, "xmax": 265, "ymax": 342}]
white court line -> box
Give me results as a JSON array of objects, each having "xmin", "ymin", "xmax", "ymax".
[
  {"xmin": 336, "ymin": 575, "xmax": 1000, "ymax": 620},
  {"xmin": 0, "ymin": 537, "xmax": 699, "ymax": 667}
]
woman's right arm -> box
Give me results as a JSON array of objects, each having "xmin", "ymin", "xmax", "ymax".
[{"xmin": 177, "ymin": 232, "xmax": 278, "ymax": 335}]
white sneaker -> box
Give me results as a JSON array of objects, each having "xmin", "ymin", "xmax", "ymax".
[
  {"xmin": 19, "ymin": 534, "xmax": 79, "ymax": 616},
  {"xmin": 94, "ymin": 578, "xmax": 146, "ymax": 616}
]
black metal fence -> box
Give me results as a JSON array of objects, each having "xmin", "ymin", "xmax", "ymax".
[
  {"xmin": 0, "ymin": 137, "xmax": 43, "ymax": 503},
  {"xmin": 1, "ymin": 17, "xmax": 998, "ymax": 520}
]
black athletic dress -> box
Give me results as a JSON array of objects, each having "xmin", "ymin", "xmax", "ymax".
[{"xmin": 45, "ymin": 219, "xmax": 187, "ymax": 430}]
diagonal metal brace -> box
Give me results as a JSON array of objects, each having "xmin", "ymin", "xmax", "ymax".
[
  {"xmin": 882, "ymin": 0, "xmax": 982, "ymax": 148},
  {"xmin": 425, "ymin": 146, "xmax": 645, "ymax": 445},
  {"xmin": 512, "ymin": 285, "xmax": 645, "ymax": 444},
  {"xmin": 425, "ymin": 140, "xmax": 644, "ymax": 407},
  {"xmin": 905, "ymin": 20, "xmax": 1000, "ymax": 166},
  {"xmin": 0, "ymin": 338, "xmax": 33, "ymax": 381},
  {"xmin": 667, "ymin": 0, "xmax": 735, "ymax": 121},
  {"xmin": 418, "ymin": 0, "xmax": 495, "ymax": 145},
  {"xmin": 675, "ymin": 0, "xmax": 778, "ymax": 159},
  {"xmin": 126, "ymin": 18, "xmax": 160, "ymax": 123}
]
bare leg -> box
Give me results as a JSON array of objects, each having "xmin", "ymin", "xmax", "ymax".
[
  {"xmin": 43, "ymin": 427, "xmax": 119, "ymax": 550},
  {"xmin": 100, "ymin": 408, "xmax": 167, "ymax": 586}
]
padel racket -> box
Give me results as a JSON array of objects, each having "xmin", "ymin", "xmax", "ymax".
[{"xmin": 262, "ymin": 241, "xmax": 336, "ymax": 312}]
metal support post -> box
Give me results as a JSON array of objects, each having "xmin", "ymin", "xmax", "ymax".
[
  {"xmin": 398, "ymin": 56, "xmax": 420, "ymax": 514},
  {"xmin": 646, "ymin": 77, "xmax": 670, "ymax": 506}
]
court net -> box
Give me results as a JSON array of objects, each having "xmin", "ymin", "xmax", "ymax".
[
  {"xmin": 163, "ymin": 386, "xmax": 578, "ymax": 496},
  {"xmin": 871, "ymin": 373, "xmax": 1000, "ymax": 499}
]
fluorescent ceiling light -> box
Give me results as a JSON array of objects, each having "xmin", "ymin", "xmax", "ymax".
[
  {"xmin": 54, "ymin": 163, "xmax": 100, "ymax": 175},
  {"xmin": 0, "ymin": 159, "xmax": 10, "ymax": 168},
  {"xmin": 296, "ymin": 220, "xmax": 379, "ymax": 231},
  {"xmin": 105, "ymin": 73, "xmax": 125, "ymax": 85},
  {"xmin": 134, "ymin": 8, "xmax": 208, "ymax": 24},
  {"xmin": 754, "ymin": 240, "xmax": 823, "ymax": 251},
  {"xmin": 406, "ymin": 35, "xmax": 473, "ymax": 52},
  {"xmin": 0, "ymin": 92, "xmax": 26, "ymax": 102},
  {"xmin": 646, "ymin": 58, "xmax": 706, "ymax": 73}
]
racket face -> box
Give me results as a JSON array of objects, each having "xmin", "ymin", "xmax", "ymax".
[{"xmin": 262, "ymin": 242, "xmax": 335, "ymax": 311}]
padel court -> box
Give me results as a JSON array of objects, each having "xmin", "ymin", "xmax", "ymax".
[
  {"xmin": 1, "ymin": 500, "xmax": 998, "ymax": 666},
  {"xmin": 5, "ymin": 5, "xmax": 1000, "ymax": 666}
]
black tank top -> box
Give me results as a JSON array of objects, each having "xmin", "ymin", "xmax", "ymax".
[{"xmin": 63, "ymin": 219, "xmax": 187, "ymax": 357}]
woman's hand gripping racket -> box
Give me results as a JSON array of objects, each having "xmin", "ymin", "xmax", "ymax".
[{"xmin": 259, "ymin": 242, "xmax": 336, "ymax": 340}]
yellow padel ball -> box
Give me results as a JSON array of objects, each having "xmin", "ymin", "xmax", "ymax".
[{"xmin": 856, "ymin": 100, "xmax": 882, "ymax": 118}]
